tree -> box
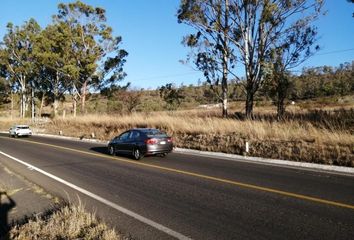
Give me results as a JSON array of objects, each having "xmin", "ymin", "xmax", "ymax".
[
  {"xmin": 179, "ymin": 0, "xmax": 324, "ymax": 118},
  {"xmin": 264, "ymin": 19, "xmax": 321, "ymax": 120},
  {"xmin": 178, "ymin": 0, "xmax": 237, "ymax": 117},
  {"xmin": 34, "ymin": 22, "xmax": 78, "ymax": 117},
  {"xmin": 228, "ymin": 0, "xmax": 324, "ymax": 118},
  {"xmin": 159, "ymin": 83, "xmax": 185, "ymax": 110},
  {"xmin": 0, "ymin": 19, "xmax": 41, "ymax": 118},
  {"xmin": 119, "ymin": 90, "xmax": 142, "ymax": 113},
  {"xmin": 53, "ymin": 1, "xmax": 128, "ymax": 115}
]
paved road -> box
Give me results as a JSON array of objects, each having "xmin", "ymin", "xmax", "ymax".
[{"xmin": 0, "ymin": 133, "xmax": 353, "ymax": 239}]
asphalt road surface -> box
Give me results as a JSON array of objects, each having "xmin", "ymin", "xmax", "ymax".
[{"xmin": 0, "ymin": 133, "xmax": 353, "ymax": 239}]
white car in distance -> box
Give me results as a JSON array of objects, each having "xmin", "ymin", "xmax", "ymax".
[{"xmin": 9, "ymin": 125, "xmax": 32, "ymax": 137}]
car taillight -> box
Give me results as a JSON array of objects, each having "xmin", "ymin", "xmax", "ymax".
[
  {"xmin": 145, "ymin": 138, "xmax": 158, "ymax": 145},
  {"xmin": 167, "ymin": 138, "xmax": 173, "ymax": 143}
]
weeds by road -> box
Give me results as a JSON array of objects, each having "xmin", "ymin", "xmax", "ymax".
[{"xmin": 9, "ymin": 203, "xmax": 122, "ymax": 240}]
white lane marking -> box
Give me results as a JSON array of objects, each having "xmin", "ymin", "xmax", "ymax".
[{"xmin": 0, "ymin": 150, "xmax": 192, "ymax": 240}]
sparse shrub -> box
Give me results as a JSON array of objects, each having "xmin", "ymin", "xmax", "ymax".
[{"xmin": 9, "ymin": 204, "xmax": 122, "ymax": 240}]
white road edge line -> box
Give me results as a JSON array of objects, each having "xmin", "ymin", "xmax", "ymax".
[{"xmin": 0, "ymin": 150, "xmax": 192, "ymax": 240}]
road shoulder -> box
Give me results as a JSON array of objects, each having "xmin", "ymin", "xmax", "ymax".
[{"xmin": 0, "ymin": 162, "xmax": 58, "ymax": 237}]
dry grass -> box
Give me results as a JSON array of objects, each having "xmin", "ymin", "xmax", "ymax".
[
  {"xmin": 1, "ymin": 107, "xmax": 353, "ymax": 166},
  {"xmin": 9, "ymin": 203, "xmax": 123, "ymax": 240},
  {"xmin": 0, "ymin": 117, "xmax": 30, "ymax": 130},
  {"xmin": 46, "ymin": 111, "xmax": 353, "ymax": 146}
]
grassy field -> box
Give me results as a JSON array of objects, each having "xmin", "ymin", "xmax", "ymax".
[{"xmin": 1, "ymin": 98, "xmax": 353, "ymax": 167}]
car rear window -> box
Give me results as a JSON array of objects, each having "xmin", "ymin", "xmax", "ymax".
[
  {"xmin": 145, "ymin": 129, "xmax": 168, "ymax": 138},
  {"xmin": 17, "ymin": 126, "xmax": 29, "ymax": 129}
]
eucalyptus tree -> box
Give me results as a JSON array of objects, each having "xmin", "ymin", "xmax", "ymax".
[
  {"xmin": 34, "ymin": 22, "xmax": 79, "ymax": 117},
  {"xmin": 53, "ymin": 0, "xmax": 128, "ymax": 115},
  {"xmin": 178, "ymin": 0, "xmax": 236, "ymax": 117},
  {"xmin": 264, "ymin": 21, "xmax": 321, "ymax": 120},
  {"xmin": 178, "ymin": 0, "xmax": 324, "ymax": 118},
  {"xmin": 228, "ymin": 0, "xmax": 324, "ymax": 118},
  {"xmin": 0, "ymin": 19, "xmax": 41, "ymax": 118}
]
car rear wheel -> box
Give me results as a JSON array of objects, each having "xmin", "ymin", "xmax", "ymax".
[
  {"xmin": 133, "ymin": 148, "xmax": 143, "ymax": 160},
  {"xmin": 160, "ymin": 153, "xmax": 167, "ymax": 157},
  {"xmin": 108, "ymin": 146, "xmax": 115, "ymax": 156}
]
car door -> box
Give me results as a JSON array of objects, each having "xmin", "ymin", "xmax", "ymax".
[
  {"xmin": 115, "ymin": 131, "xmax": 131, "ymax": 153},
  {"xmin": 127, "ymin": 131, "xmax": 140, "ymax": 153}
]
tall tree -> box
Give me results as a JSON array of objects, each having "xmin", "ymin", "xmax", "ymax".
[
  {"xmin": 178, "ymin": 0, "xmax": 237, "ymax": 117},
  {"xmin": 264, "ymin": 19, "xmax": 321, "ymax": 120},
  {"xmin": 179, "ymin": 0, "xmax": 324, "ymax": 118},
  {"xmin": 34, "ymin": 22, "xmax": 78, "ymax": 117},
  {"xmin": 0, "ymin": 19, "xmax": 41, "ymax": 118},
  {"xmin": 53, "ymin": 0, "xmax": 128, "ymax": 115},
  {"xmin": 227, "ymin": 0, "xmax": 324, "ymax": 118}
]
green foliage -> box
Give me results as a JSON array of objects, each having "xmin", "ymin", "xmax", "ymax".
[
  {"xmin": 178, "ymin": 0, "xmax": 324, "ymax": 118},
  {"xmin": 159, "ymin": 83, "xmax": 185, "ymax": 110},
  {"xmin": 292, "ymin": 63, "xmax": 354, "ymax": 99},
  {"xmin": 0, "ymin": 18, "xmax": 41, "ymax": 117},
  {"xmin": 107, "ymin": 99, "xmax": 123, "ymax": 113},
  {"xmin": 54, "ymin": 0, "xmax": 128, "ymax": 91},
  {"xmin": 0, "ymin": 77, "xmax": 10, "ymax": 105},
  {"xmin": 178, "ymin": 0, "xmax": 236, "ymax": 117},
  {"xmin": 0, "ymin": 1, "xmax": 128, "ymax": 117}
]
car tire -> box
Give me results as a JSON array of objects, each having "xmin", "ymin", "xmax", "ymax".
[
  {"xmin": 133, "ymin": 148, "xmax": 143, "ymax": 160},
  {"xmin": 160, "ymin": 153, "xmax": 167, "ymax": 158},
  {"xmin": 108, "ymin": 146, "xmax": 115, "ymax": 156}
]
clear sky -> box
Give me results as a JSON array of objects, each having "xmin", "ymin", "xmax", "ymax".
[{"xmin": 0, "ymin": 0, "xmax": 353, "ymax": 89}]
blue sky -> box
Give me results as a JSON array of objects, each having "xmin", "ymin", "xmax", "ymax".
[{"xmin": 0, "ymin": 0, "xmax": 353, "ymax": 89}]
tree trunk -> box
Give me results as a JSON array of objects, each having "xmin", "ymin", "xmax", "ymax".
[
  {"xmin": 39, "ymin": 92, "xmax": 45, "ymax": 117},
  {"xmin": 222, "ymin": 90, "xmax": 228, "ymax": 117},
  {"xmin": 53, "ymin": 72, "xmax": 60, "ymax": 118},
  {"xmin": 81, "ymin": 80, "xmax": 87, "ymax": 114},
  {"xmin": 11, "ymin": 92, "xmax": 14, "ymax": 119},
  {"xmin": 245, "ymin": 89, "xmax": 254, "ymax": 119},
  {"xmin": 21, "ymin": 92, "xmax": 26, "ymax": 118},
  {"xmin": 277, "ymin": 97, "xmax": 286, "ymax": 121},
  {"xmin": 275, "ymin": 72, "xmax": 289, "ymax": 121},
  {"xmin": 19, "ymin": 76, "xmax": 26, "ymax": 118},
  {"xmin": 73, "ymin": 95, "xmax": 78, "ymax": 118},
  {"xmin": 31, "ymin": 87, "xmax": 35, "ymax": 120},
  {"xmin": 53, "ymin": 91, "xmax": 59, "ymax": 117},
  {"xmin": 221, "ymin": 62, "xmax": 228, "ymax": 117},
  {"xmin": 221, "ymin": 0, "xmax": 229, "ymax": 118},
  {"xmin": 53, "ymin": 96, "xmax": 59, "ymax": 118}
]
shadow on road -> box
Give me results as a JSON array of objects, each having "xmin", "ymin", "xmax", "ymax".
[
  {"xmin": 0, "ymin": 191, "xmax": 16, "ymax": 238},
  {"xmin": 90, "ymin": 146, "xmax": 108, "ymax": 155}
]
